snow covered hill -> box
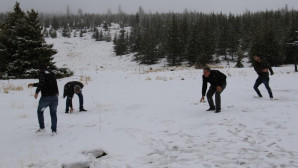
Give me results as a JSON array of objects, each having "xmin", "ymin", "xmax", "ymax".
[{"xmin": 0, "ymin": 33, "xmax": 298, "ymax": 168}]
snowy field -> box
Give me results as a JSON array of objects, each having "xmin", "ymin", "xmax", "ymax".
[{"xmin": 0, "ymin": 33, "xmax": 298, "ymax": 168}]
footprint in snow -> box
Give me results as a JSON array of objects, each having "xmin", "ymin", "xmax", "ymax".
[{"xmin": 82, "ymin": 149, "xmax": 107, "ymax": 158}]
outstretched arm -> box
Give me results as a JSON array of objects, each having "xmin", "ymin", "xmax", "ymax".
[{"xmin": 201, "ymin": 77, "xmax": 207, "ymax": 102}]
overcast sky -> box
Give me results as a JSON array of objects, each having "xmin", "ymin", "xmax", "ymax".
[{"xmin": 1, "ymin": 0, "xmax": 298, "ymax": 14}]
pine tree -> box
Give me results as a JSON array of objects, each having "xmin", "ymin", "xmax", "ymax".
[
  {"xmin": 235, "ymin": 47, "xmax": 244, "ymax": 68},
  {"xmin": 98, "ymin": 30, "xmax": 104, "ymax": 41},
  {"xmin": 51, "ymin": 16, "xmax": 59, "ymax": 30},
  {"xmin": 0, "ymin": 2, "xmax": 25, "ymax": 76},
  {"xmin": 197, "ymin": 21, "xmax": 215, "ymax": 66},
  {"xmin": 227, "ymin": 14, "xmax": 240, "ymax": 60},
  {"xmin": 138, "ymin": 28, "xmax": 158, "ymax": 64},
  {"xmin": 186, "ymin": 22, "xmax": 200, "ymax": 65},
  {"xmin": 104, "ymin": 31, "xmax": 112, "ymax": 42},
  {"xmin": 180, "ymin": 14, "xmax": 189, "ymax": 61},
  {"xmin": 80, "ymin": 29, "xmax": 84, "ymax": 37},
  {"xmin": 62, "ymin": 25, "xmax": 71, "ymax": 38},
  {"xmin": 167, "ymin": 15, "xmax": 182, "ymax": 66},
  {"xmin": 92, "ymin": 28, "xmax": 99, "ymax": 40},
  {"xmin": 24, "ymin": 9, "xmax": 57, "ymax": 70},
  {"xmin": 43, "ymin": 17, "xmax": 50, "ymax": 28},
  {"xmin": 129, "ymin": 13, "xmax": 142, "ymax": 53},
  {"xmin": 249, "ymin": 21, "xmax": 281, "ymax": 66},
  {"xmin": 92, "ymin": 28, "xmax": 104, "ymax": 41},
  {"xmin": 0, "ymin": 2, "xmax": 72, "ymax": 78},
  {"xmin": 216, "ymin": 15, "xmax": 229, "ymax": 60},
  {"xmin": 49, "ymin": 28, "xmax": 57, "ymax": 38},
  {"xmin": 103, "ymin": 22, "xmax": 109, "ymax": 31},
  {"xmin": 113, "ymin": 29, "xmax": 128, "ymax": 55}
]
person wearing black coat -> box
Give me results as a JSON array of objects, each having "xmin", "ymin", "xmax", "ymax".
[
  {"xmin": 63, "ymin": 81, "xmax": 87, "ymax": 113},
  {"xmin": 200, "ymin": 67, "xmax": 227, "ymax": 113},
  {"xmin": 253, "ymin": 55, "xmax": 274, "ymax": 98},
  {"xmin": 28, "ymin": 67, "xmax": 59, "ymax": 135}
]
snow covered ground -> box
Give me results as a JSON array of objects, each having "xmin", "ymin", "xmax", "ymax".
[{"xmin": 0, "ymin": 33, "xmax": 298, "ymax": 168}]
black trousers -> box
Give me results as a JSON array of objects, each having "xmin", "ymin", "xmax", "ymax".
[{"xmin": 206, "ymin": 82, "xmax": 227, "ymax": 111}]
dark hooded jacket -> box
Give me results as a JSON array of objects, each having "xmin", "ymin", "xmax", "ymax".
[
  {"xmin": 202, "ymin": 70, "xmax": 227, "ymax": 96},
  {"xmin": 253, "ymin": 60, "xmax": 273, "ymax": 77},
  {"xmin": 63, "ymin": 81, "xmax": 84, "ymax": 98},
  {"xmin": 33, "ymin": 70, "xmax": 59, "ymax": 97}
]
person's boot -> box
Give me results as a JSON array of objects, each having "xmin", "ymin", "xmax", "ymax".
[
  {"xmin": 35, "ymin": 128, "xmax": 45, "ymax": 135},
  {"xmin": 215, "ymin": 109, "xmax": 221, "ymax": 113},
  {"xmin": 80, "ymin": 108, "xmax": 87, "ymax": 112},
  {"xmin": 52, "ymin": 131, "xmax": 57, "ymax": 136},
  {"xmin": 206, "ymin": 108, "xmax": 215, "ymax": 111}
]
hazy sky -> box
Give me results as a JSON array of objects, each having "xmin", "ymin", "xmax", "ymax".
[{"xmin": 0, "ymin": 0, "xmax": 298, "ymax": 14}]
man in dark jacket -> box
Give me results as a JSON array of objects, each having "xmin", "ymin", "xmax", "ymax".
[
  {"xmin": 200, "ymin": 67, "xmax": 227, "ymax": 113},
  {"xmin": 253, "ymin": 55, "xmax": 274, "ymax": 98},
  {"xmin": 28, "ymin": 67, "xmax": 59, "ymax": 135},
  {"xmin": 63, "ymin": 81, "xmax": 87, "ymax": 113}
]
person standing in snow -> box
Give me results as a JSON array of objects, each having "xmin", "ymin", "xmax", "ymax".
[
  {"xmin": 200, "ymin": 67, "xmax": 227, "ymax": 113},
  {"xmin": 28, "ymin": 66, "xmax": 59, "ymax": 135},
  {"xmin": 253, "ymin": 55, "xmax": 274, "ymax": 98},
  {"xmin": 63, "ymin": 81, "xmax": 87, "ymax": 113}
]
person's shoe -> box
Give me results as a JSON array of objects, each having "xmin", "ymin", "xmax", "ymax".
[
  {"xmin": 206, "ymin": 108, "xmax": 215, "ymax": 111},
  {"xmin": 215, "ymin": 109, "xmax": 221, "ymax": 113},
  {"xmin": 51, "ymin": 131, "xmax": 57, "ymax": 136},
  {"xmin": 65, "ymin": 111, "xmax": 69, "ymax": 113},
  {"xmin": 79, "ymin": 108, "xmax": 87, "ymax": 112},
  {"xmin": 35, "ymin": 128, "xmax": 45, "ymax": 134}
]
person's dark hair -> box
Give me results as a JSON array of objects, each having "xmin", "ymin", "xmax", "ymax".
[
  {"xmin": 74, "ymin": 85, "xmax": 81, "ymax": 93},
  {"xmin": 203, "ymin": 67, "xmax": 211, "ymax": 72},
  {"xmin": 253, "ymin": 52, "xmax": 261, "ymax": 58},
  {"xmin": 38, "ymin": 64, "xmax": 48, "ymax": 71}
]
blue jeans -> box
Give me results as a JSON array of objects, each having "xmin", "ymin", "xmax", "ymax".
[
  {"xmin": 254, "ymin": 76, "xmax": 273, "ymax": 98},
  {"xmin": 66, "ymin": 92, "xmax": 84, "ymax": 112},
  {"xmin": 37, "ymin": 95, "xmax": 58, "ymax": 132}
]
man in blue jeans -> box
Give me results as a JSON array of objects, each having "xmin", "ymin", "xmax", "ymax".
[
  {"xmin": 253, "ymin": 55, "xmax": 274, "ymax": 99},
  {"xmin": 63, "ymin": 81, "xmax": 87, "ymax": 113},
  {"xmin": 28, "ymin": 67, "xmax": 59, "ymax": 135}
]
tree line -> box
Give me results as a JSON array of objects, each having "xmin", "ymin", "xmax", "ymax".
[
  {"xmin": 113, "ymin": 8, "xmax": 298, "ymax": 67},
  {"xmin": 1, "ymin": 5, "xmax": 298, "ymax": 70}
]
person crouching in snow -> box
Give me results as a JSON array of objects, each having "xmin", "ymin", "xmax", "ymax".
[
  {"xmin": 200, "ymin": 67, "xmax": 227, "ymax": 113},
  {"xmin": 63, "ymin": 81, "xmax": 87, "ymax": 113}
]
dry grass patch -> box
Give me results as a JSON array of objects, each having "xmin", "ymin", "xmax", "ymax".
[
  {"xmin": 11, "ymin": 102, "xmax": 25, "ymax": 109},
  {"xmin": 80, "ymin": 75, "xmax": 92, "ymax": 84},
  {"xmin": 144, "ymin": 66, "xmax": 190, "ymax": 73},
  {"xmin": 19, "ymin": 113, "xmax": 29, "ymax": 118},
  {"xmin": 3, "ymin": 83, "xmax": 23, "ymax": 94}
]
